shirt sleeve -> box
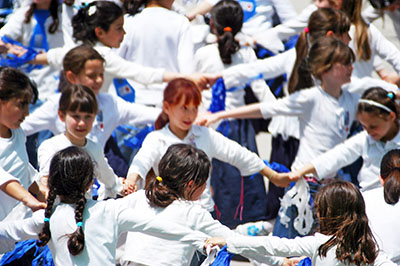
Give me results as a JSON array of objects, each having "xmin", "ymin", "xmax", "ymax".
[
  {"xmin": 0, "ymin": 8, "xmax": 25, "ymax": 40},
  {"xmin": 362, "ymin": 5, "xmax": 381, "ymax": 23},
  {"xmin": 208, "ymin": 129, "xmax": 265, "ymax": 176},
  {"xmin": 271, "ymin": 0, "xmax": 297, "ymax": 23},
  {"xmin": 115, "ymin": 96, "xmax": 161, "ymax": 126},
  {"xmin": 0, "ymin": 209, "xmax": 44, "ymax": 241},
  {"xmin": 0, "ymin": 167, "xmax": 18, "ymax": 187},
  {"xmin": 37, "ymin": 140, "xmax": 55, "ymax": 177},
  {"xmin": 311, "ymin": 131, "xmax": 367, "ymax": 180},
  {"xmin": 47, "ymin": 46, "xmax": 70, "ymax": 70}
]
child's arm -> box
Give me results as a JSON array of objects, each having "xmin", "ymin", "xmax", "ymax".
[
  {"xmin": 124, "ymin": 173, "xmax": 141, "ymax": 195},
  {"xmin": 1, "ymin": 180, "xmax": 46, "ymax": 212},
  {"xmin": 259, "ymin": 167, "xmax": 298, "ymax": 188},
  {"xmin": 0, "ymin": 209, "xmax": 44, "ymax": 241}
]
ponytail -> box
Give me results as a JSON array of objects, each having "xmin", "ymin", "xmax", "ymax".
[
  {"xmin": 210, "ymin": 0, "xmax": 243, "ymax": 65},
  {"xmin": 123, "ymin": 0, "xmax": 149, "ymax": 15},
  {"xmin": 67, "ymin": 192, "xmax": 86, "ymax": 255},
  {"xmin": 380, "ymin": 149, "xmax": 400, "ymax": 204},
  {"xmin": 155, "ymin": 111, "xmax": 169, "ymax": 130}
]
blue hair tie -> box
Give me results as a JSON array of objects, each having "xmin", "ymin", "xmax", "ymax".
[
  {"xmin": 387, "ymin": 92, "xmax": 395, "ymax": 99},
  {"xmin": 44, "ymin": 217, "xmax": 50, "ymax": 223},
  {"xmin": 76, "ymin": 222, "xmax": 83, "ymax": 227}
]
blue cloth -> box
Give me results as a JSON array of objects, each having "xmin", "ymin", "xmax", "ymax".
[
  {"xmin": 0, "ymin": 36, "xmax": 39, "ymax": 69},
  {"xmin": 113, "ymin": 78, "xmax": 135, "ymax": 103},
  {"xmin": 30, "ymin": 10, "xmax": 50, "ymax": 51},
  {"xmin": 297, "ymin": 257, "xmax": 312, "ymax": 266},
  {"xmin": 0, "ymin": 240, "xmax": 54, "ymax": 266},
  {"xmin": 211, "ymin": 246, "xmax": 234, "ymax": 266},
  {"xmin": 208, "ymin": 78, "xmax": 226, "ymax": 113}
]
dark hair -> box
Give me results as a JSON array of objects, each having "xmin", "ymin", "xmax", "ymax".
[
  {"xmin": 308, "ymin": 37, "xmax": 355, "ymax": 80},
  {"xmin": 146, "ymin": 144, "xmax": 211, "ymax": 207},
  {"xmin": 380, "ymin": 149, "xmax": 400, "ymax": 204},
  {"xmin": 122, "ymin": 0, "xmax": 148, "ymax": 15},
  {"xmin": 59, "ymin": 84, "xmax": 98, "ymax": 115},
  {"xmin": 37, "ymin": 146, "xmax": 94, "ymax": 256},
  {"xmin": 315, "ymin": 180, "xmax": 378, "ymax": 265},
  {"xmin": 357, "ymin": 87, "xmax": 399, "ymax": 118},
  {"xmin": 63, "ymin": 45, "xmax": 105, "ymax": 75},
  {"xmin": 289, "ymin": 8, "xmax": 351, "ymax": 93},
  {"xmin": 341, "ymin": 0, "xmax": 371, "ymax": 61},
  {"xmin": 210, "ymin": 0, "xmax": 243, "ymax": 64},
  {"xmin": 72, "ymin": 1, "xmax": 123, "ymax": 45},
  {"xmin": 155, "ymin": 78, "xmax": 201, "ymax": 130},
  {"xmin": 24, "ymin": 0, "xmax": 60, "ymax": 34},
  {"xmin": 0, "ymin": 67, "xmax": 38, "ymax": 104}
]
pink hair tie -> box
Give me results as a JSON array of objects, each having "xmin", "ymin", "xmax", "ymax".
[
  {"xmin": 304, "ymin": 27, "xmax": 309, "ymax": 33},
  {"xmin": 223, "ymin": 27, "xmax": 232, "ymax": 32}
]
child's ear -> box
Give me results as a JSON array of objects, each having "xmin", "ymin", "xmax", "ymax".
[
  {"xmin": 94, "ymin": 26, "xmax": 105, "ymax": 39},
  {"xmin": 58, "ymin": 110, "xmax": 66, "ymax": 122},
  {"xmin": 163, "ymin": 101, "xmax": 170, "ymax": 115},
  {"xmin": 389, "ymin": 111, "xmax": 397, "ymax": 122},
  {"xmin": 65, "ymin": 70, "xmax": 78, "ymax": 84}
]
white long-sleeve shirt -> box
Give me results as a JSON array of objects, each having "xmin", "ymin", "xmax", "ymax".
[
  {"xmin": 225, "ymin": 233, "xmax": 396, "ymax": 266},
  {"xmin": 363, "ymin": 5, "xmax": 400, "ymax": 44},
  {"xmin": 312, "ymin": 130, "xmax": 400, "ymax": 191},
  {"xmin": 363, "ymin": 187, "xmax": 400, "ymax": 264},
  {"xmin": 0, "ymin": 193, "xmax": 207, "ymax": 266},
  {"xmin": 128, "ymin": 124, "xmax": 266, "ymax": 211},
  {"xmin": 46, "ymin": 42, "xmax": 165, "ymax": 94},
  {"xmin": 21, "ymin": 93, "xmax": 160, "ymax": 148},
  {"xmin": 259, "ymin": 86, "xmax": 359, "ymax": 171},
  {"xmin": 38, "ymin": 134, "xmax": 123, "ymax": 198}
]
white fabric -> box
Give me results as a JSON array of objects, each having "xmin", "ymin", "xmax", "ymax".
[
  {"xmin": 363, "ymin": 187, "xmax": 400, "ymax": 264},
  {"xmin": 21, "ymin": 93, "xmax": 161, "ymax": 148},
  {"xmin": 363, "ymin": 6, "xmax": 400, "ymax": 43},
  {"xmin": 226, "ymin": 232, "xmax": 396, "ymax": 266},
  {"xmin": 0, "ymin": 128, "xmax": 36, "ymax": 222},
  {"xmin": 38, "ymin": 134, "xmax": 122, "ymax": 198},
  {"xmin": 0, "ymin": 6, "xmax": 66, "ymax": 101},
  {"xmin": 117, "ymin": 8, "xmax": 194, "ymax": 106},
  {"xmin": 312, "ymin": 130, "xmax": 400, "ymax": 191},
  {"xmin": 0, "ymin": 194, "xmax": 207, "ymax": 266},
  {"xmin": 195, "ymin": 43, "xmax": 274, "ymax": 113},
  {"xmin": 127, "ymin": 124, "xmax": 266, "ymax": 211},
  {"xmin": 259, "ymin": 86, "xmax": 359, "ymax": 171},
  {"xmin": 46, "ymin": 42, "xmax": 165, "ymax": 94}
]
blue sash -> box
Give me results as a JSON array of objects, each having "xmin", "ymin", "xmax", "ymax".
[
  {"xmin": 30, "ymin": 10, "xmax": 50, "ymax": 51},
  {"xmin": 113, "ymin": 78, "xmax": 136, "ymax": 103},
  {"xmin": 238, "ymin": 0, "xmax": 256, "ymax": 22}
]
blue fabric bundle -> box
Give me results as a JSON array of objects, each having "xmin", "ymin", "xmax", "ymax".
[
  {"xmin": 208, "ymin": 77, "xmax": 226, "ymax": 113},
  {"xmin": 210, "ymin": 246, "xmax": 234, "ymax": 266},
  {"xmin": 115, "ymin": 124, "xmax": 154, "ymax": 151},
  {"xmin": 0, "ymin": 239, "xmax": 54, "ymax": 266},
  {"xmin": 0, "ymin": 36, "xmax": 39, "ymax": 70},
  {"xmin": 297, "ymin": 257, "xmax": 312, "ymax": 266}
]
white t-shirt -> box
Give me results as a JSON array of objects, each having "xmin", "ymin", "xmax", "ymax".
[
  {"xmin": 38, "ymin": 134, "xmax": 122, "ymax": 198},
  {"xmin": 363, "ymin": 187, "xmax": 400, "ymax": 264},
  {"xmin": 127, "ymin": 124, "xmax": 266, "ymax": 211}
]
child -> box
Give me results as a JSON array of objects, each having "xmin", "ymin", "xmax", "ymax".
[
  {"xmin": 288, "ymin": 87, "xmax": 400, "ymax": 192},
  {"xmin": 0, "ymin": 146, "xmax": 207, "ymax": 265},
  {"xmin": 37, "ymin": 84, "xmax": 123, "ymax": 199},
  {"xmin": 193, "ymin": 0, "xmax": 275, "ymax": 228},
  {"xmin": 122, "ymin": 143, "xmax": 289, "ymax": 266},
  {"xmin": 0, "ymin": 67, "xmax": 46, "ymax": 252},
  {"xmin": 32, "ymin": 1, "xmax": 215, "ymax": 96},
  {"xmin": 363, "ymin": 149, "xmax": 400, "ymax": 264},
  {"xmin": 21, "ymin": 45, "xmax": 160, "ymax": 149},
  {"xmin": 205, "ymin": 180, "xmax": 396, "ymax": 266}
]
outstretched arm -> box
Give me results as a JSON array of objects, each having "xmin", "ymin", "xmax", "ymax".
[{"xmin": 1, "ymin": 180, "xmax": 46, "ymax": 212}]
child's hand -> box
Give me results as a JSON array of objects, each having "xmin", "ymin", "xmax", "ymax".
[
  {"xmin": 123, "ymin": 179, "xmax": 137, "ymax": 196},
  {"xmin": 282, "ymin": 257, "xmax": 307, "ymax": 266},
  {"xmin": 287, "ymin": 170, "xmax": 304, "ymax": 182},
  {"xmin": 22, "ymin": 194, "xmax": 47, "ymax": 212},
  {"xmin": 188, "ymin": 73, "xmax": 221, "ymax": 91},
  {"xmin": 204, "ymin": 237, "xmax": 226, "ymax": 249},
  {"xmin": 194, "ymin": 111, "xmax": 220, "ymax": 127},
  {"xmin": 269, "ymin": 172, "xmax": 293, "ymax": 187}
]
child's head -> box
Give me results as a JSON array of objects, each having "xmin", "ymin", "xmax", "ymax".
[
  {"xmin": 0, "ymin": 67, "xmax": 38, "ymax": 131},
  {"xmin": 146, "ymin": 143, "xmax": 211, "ymax": 207},
  {"xmin": 62, "ymin": 45, "xmax": 105, "ymax": 95},
  {"xmin": 210, "ymin": 0, "xmax": 243, "ymax": 64},
  {"xmin": 308, "ymin": 36, "xmax": 354, "ymax": 82},
  {"xmin": 289, "ymin": 8, "xmax": 351, "ymax": 92},
  {"xmin": 58, "ymin": 84, "xmax": 98, "ymax": 144},
  {"xmin": 315, "ymin": 180, "xmax": 378, "ymax": 265},
  {"xmin": 72, "ymin": 1, "xmax": 125, "ymax": 47},
  {"xmin": 38, "ymin": 146, "xmax": 94, "ymax": 255},
  {"xmin": 380, "ymin": 149, "xmax": 400, "ymax": 204},
  {"xmin": 357, "ymin": 87, "xmax": 399, "ymax": 141},
  {"xmin": 155, "ymin": 78, "xmax": 201, "ymax": 131}
]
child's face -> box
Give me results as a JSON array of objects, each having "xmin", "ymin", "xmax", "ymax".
[
  {"xmin": 72, "ymin": 59, "xmax": 104, "ymax": 95},
  {"xmin": 322, "ymin": 62, "xmax": 353, "ymax": 85},
  {"xmin": 0, "ymin": 95, "xmax": 30, "ymax": 135},
  {"xmin": 358, "ymin": 111, "xmax": 397, "ymax": 141},
  {"xmin": 96, "ymin": 16, "xmax": 125, "ymax": 48},
  {"xmin": 59, "ymin": 110, "xmax": 96, "ymax": 145},
  {"xmin": 164, "ymin": 97, "xmax": 198, "ymax": 138}
]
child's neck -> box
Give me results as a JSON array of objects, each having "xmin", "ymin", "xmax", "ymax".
[
  {"xmin": 321, "ymin": 80, "xmax": 342, "ymax": 99},
  {"xmin": 146, "ymin": 0, "xmax": 173, "ymax": 9},
  {"xmin": 65, "ymin": 133, "xmax": 87, "ymax": 146},
  {"xmin": 168, "ymin": 124, "xmax": 190, "ymax": 140},
  {"xmin": 0, "ymin": 125, "xmax": 11, "ymax": 138},
  {"xmin": 382, "ymin": 121, "xmax": 399, "ymax": 142}
]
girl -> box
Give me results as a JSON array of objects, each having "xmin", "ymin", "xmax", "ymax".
[
  {"xmin": 0, "ymin": 146, "xmax": 206, "ymax": 265},
  {"xmin": 0, "ymin": 67, "xmax": 46, "ymax": 252},
  {"xmin": 32, "ymin": 1, "xmax": 215, "ymax": 97},
  {"xmin": 205, "ymin": 180, "xmax": 396, "ymax": 266},
  {"xmin": 123, "ymin": 143, "xmax": 291, "ymax": 266},
  {"xmin": 363, "ymin": 149, "xmax": 400, "ymax": 264},
  {"xmin": 118, "ymin": 0, "xmax": 196, "ymax": 106},
  {"xmin": 21, "ymin": 45, "xmax": 160, "ymax": 149},
  {"xmin": 193, "ymin": 0, "xmax": 275, "ymax": 228},
  {"xmin": 0, "ymin": 0, "xmax": 66, "ymax": 102},
  {"xmin": 288, "ymin": 87, "xmax": 400, "ymax": 192},
  {"xmin": 37, "ymin": 84, "xmax": 124, "ymax": 199}
]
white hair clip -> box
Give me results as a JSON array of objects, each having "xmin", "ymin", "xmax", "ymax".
[{"xmin": 88, "ymin": 5, "xmax": 96, "ymax": 16}]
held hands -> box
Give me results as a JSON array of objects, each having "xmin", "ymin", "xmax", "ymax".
[
  {"xmin": 187, "ymin": 73, "xmax": 221, "ymax": 91},
  {"xmin": 204, "ymin": 237, "xmax": 227, "ymax": 249},
  {"xmin": 122, "ymin": 179, "xmax": 137, "ymax": 196},
  {"xmin": 194, "ymin": 111, "xmax": 222, "ymax": 127}
]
